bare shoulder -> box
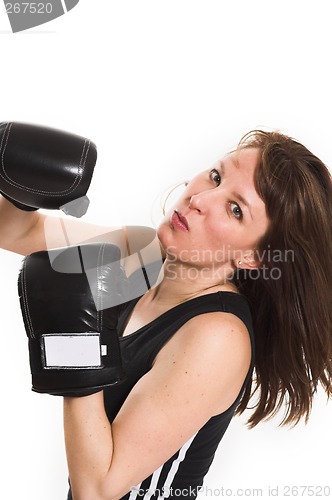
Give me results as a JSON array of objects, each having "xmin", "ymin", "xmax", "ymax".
[
  {"xmin": 153, "ymin": 310, "xmax": 252, "ymax": 415},
  {"xmin": 157, "ymin": 309, "xmax": 251, "ymax": 362}
]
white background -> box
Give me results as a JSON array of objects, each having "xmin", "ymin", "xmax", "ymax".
[{"xmin": 0, "ymin": 1, "xmax": 332, "ymax": 499}]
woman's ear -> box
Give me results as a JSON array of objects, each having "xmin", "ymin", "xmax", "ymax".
[{"xmin": 236, "ymin": 251, "xmax": 261, "ymax": 270}]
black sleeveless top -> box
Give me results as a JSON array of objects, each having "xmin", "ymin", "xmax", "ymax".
[
  {"xmin": 67, "ymin": 263, "xmax": 255, "ymax": 500},
  {"xmin": 101, "ymin": 290, "xmax": 255, "ymax": 500}
]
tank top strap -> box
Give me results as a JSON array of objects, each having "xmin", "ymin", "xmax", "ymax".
[
  {"xmin": 159, "ymin": 291, "xmax": 254, "ymax": 338},
  {"xmin": 127, "ymin": 291, "xmax": 256, "ymax": 371},
  {"xmin": 118, "ymin": 291, "xmax": 254, "ymax": 345}
]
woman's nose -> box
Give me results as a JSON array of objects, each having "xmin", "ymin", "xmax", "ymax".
[
  {"xmin": 188, "ymin": 193, "xmax": 203, "ymax": 212},
  {"xmin": 189, "ymin": 189, "xmax": 220, "ymax": 213}
]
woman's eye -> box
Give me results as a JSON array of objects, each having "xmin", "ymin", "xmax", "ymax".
[
  {"xmin": 209, "ymin": 168, "xmax": 221, "ymax": 185},
  {"xmin": 229, "ymin": 202, "xmax": 243, "ymax": 220}
]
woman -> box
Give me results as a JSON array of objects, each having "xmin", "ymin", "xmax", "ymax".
[{"xmin": 1, "ymin": 130, "xmax": 331, "ymax": 500}]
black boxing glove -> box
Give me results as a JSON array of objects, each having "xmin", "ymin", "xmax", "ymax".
[
  {"xmin": 0, "ymin": 121, "xmax": 97, "ymax": 217},
  {"xmin": 18, "ymin": 243, "xmax": 128, "ymax": 396}
]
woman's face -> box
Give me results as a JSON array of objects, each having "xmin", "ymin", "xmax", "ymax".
[{"xmin": 157, "ymin": 147, "xmax": 270, "ymax": 270}]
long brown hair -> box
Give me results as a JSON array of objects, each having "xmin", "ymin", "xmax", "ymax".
[{"xmin": 232, "ymin": 130, "xmax": 332, "ymax": 427}]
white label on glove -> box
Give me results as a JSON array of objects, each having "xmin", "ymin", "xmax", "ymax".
[{"xmin": 42, "ymin": 333, "xmax": 101, "ymax": 368}]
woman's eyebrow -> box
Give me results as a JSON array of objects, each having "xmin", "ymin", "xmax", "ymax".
[
  {"xmin": 220, "ymin": 159, "xmax": 254, "ymax": 221},
  {"xmin": 233, "ymin": 192, "xmax": 254, "ymax": 220},
  {"xmin": 218, "ymin": 160, "xmax": 226, "ymax": 177}
]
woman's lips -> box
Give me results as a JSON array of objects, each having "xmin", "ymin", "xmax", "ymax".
[{"xmin": 171, "ymin": 210, "xmax": 189, "ymax": 231}]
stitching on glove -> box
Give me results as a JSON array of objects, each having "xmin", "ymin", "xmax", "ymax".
[
  {"xmin": 21, "ymin": 259, "xmax": 34, "ymax": 337},
  {"xmin": 0, "ymin": 122, "xmax": 90, "ymax": 196}
]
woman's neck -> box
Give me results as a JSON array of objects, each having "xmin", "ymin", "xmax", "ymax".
[{"xmin": 147, "ymin": 257, "xmax": 237, "ymax": 307}]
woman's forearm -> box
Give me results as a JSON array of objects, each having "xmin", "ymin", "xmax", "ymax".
[{"xmin": 63, "ymin": 392, "xmax": 115, "ymax": 500}]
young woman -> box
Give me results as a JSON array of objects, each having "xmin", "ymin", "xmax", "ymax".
[{"xmin": 1, "ymin": 129, "xmax": 331, "ymax": 500}]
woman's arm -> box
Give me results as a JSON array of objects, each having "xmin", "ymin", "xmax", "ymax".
[
  {"xmin": 0, "ymin": 194, "xmax": 124, "ymax": 255},
  {"xmin": 0, "ymin": 196, "xmax": 42, "ymax": 254},
  {"xmin": 0, "ymin": 122, "xmax": 163, "ymax": 261},
  {"xmin": 0, "ymin": 196, "xmax": 162, "ymax": 273},
  {"xmin": 63, "ymin": 312, "xmax": 251, "ymax": 500}
]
